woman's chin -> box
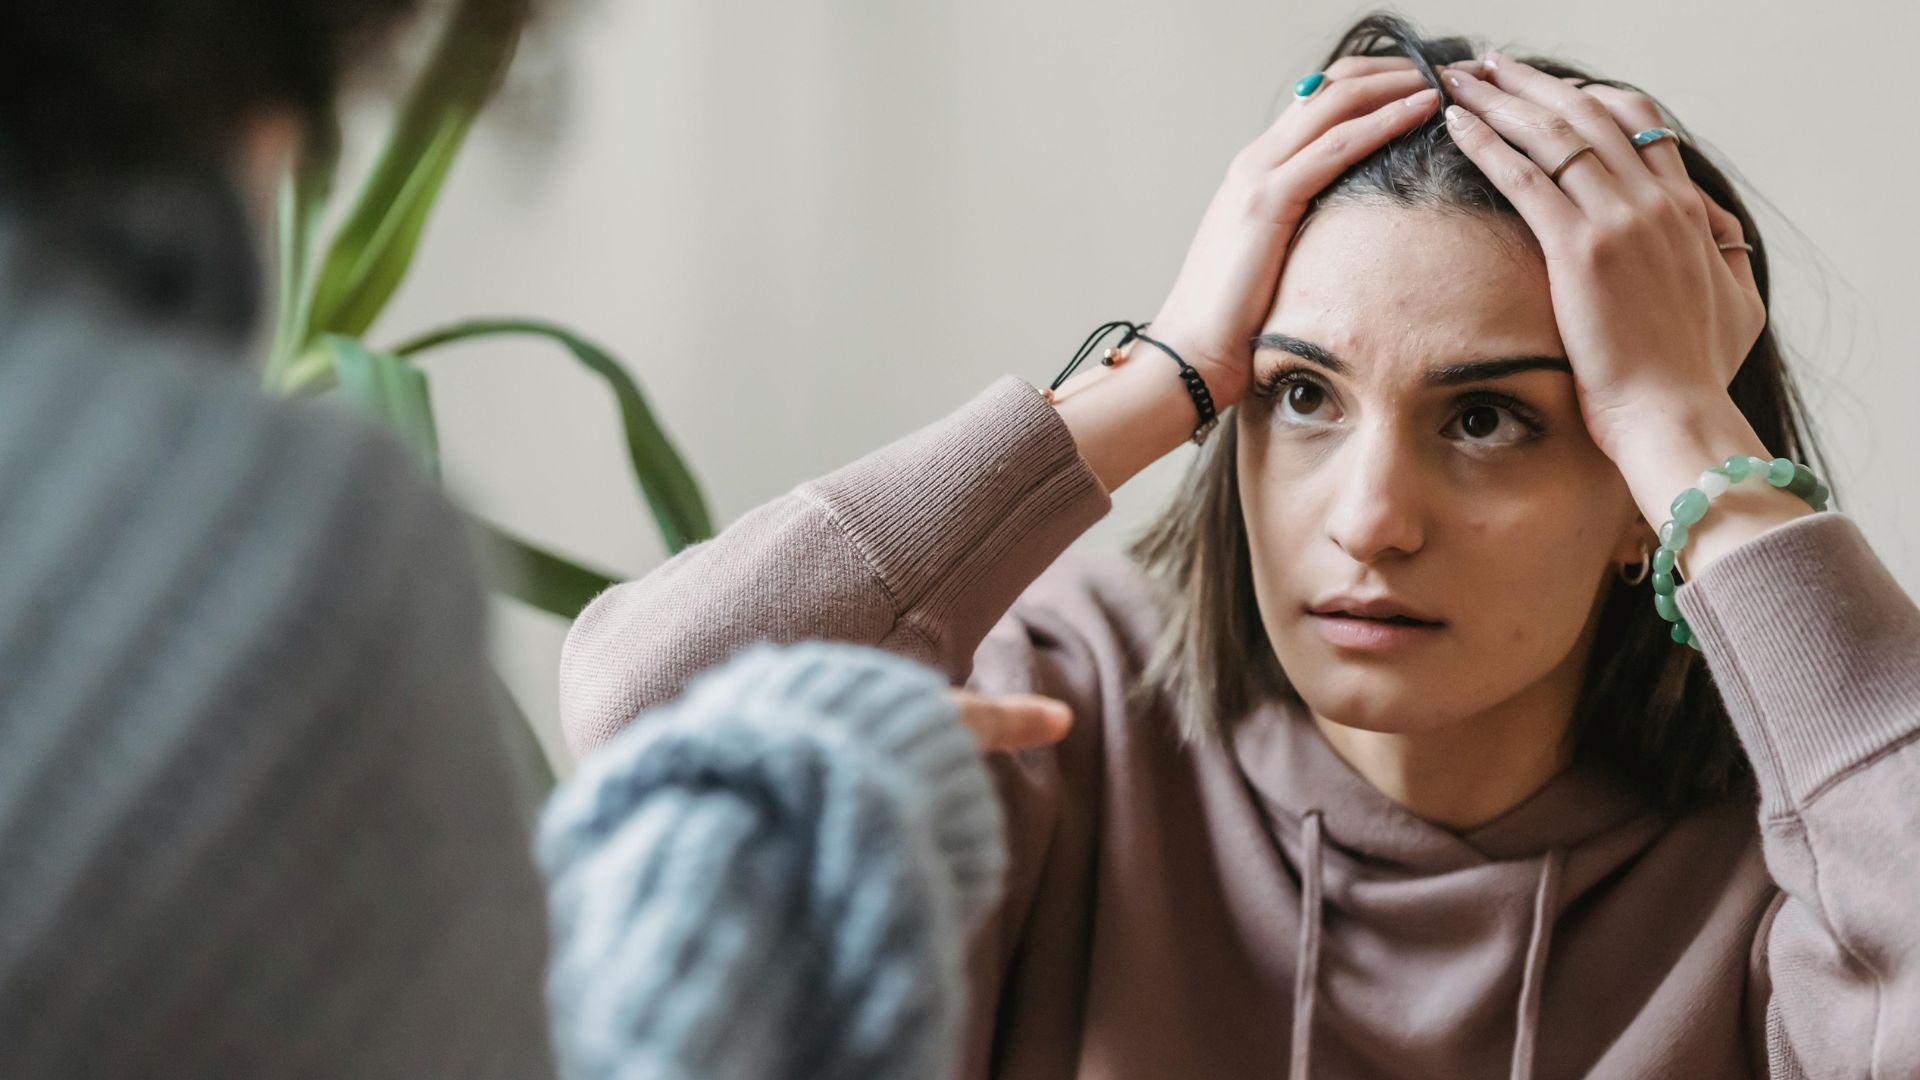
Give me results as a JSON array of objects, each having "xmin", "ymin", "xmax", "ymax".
[
  {"xmin": 1304, "ymin": 698, "xmax": 1460, "ymax": 735},
  {"xmin": 1282, "ymin": 659, "xmax": 1479, "ymax": 734}
]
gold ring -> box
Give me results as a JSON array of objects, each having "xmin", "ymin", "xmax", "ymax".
[{"xmin": 1548, "ymin": 144, "xmax": 1597, "ymax": 182}]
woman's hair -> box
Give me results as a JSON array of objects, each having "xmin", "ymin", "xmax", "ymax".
[
  {"xmin": 0, "ymin": 0, "xmax": 455, "ymax": 339},
  {"xmin": 1130, "ymin": 12, "xmax": 1827, "ymax": 812}
]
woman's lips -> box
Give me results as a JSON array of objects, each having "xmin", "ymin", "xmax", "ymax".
[{"xmin": 1307, "ymin": 611, "xmax": 1446, "ymax": 651}]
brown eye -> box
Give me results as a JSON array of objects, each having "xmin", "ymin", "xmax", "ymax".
[
  {"xmin": 1286, "ymin": 382, "xmax": 1325, "ymax": 415},
  {"xmin": 1460, "ymin": 405, "xmax": 1502, "ymax": 439}
]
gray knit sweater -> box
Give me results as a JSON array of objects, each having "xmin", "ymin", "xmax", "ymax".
[{"xmin": 0, "ymin": 305, "xmax": 559, "ymax": 1077}]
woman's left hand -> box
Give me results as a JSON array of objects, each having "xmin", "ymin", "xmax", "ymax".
[
  {"xmin": 1437, "ymin": 55, "xmax": 1766, "ymax": 464},
  {"xmin": 1440, "ymin": 54, "xmax": 1812, "ymax": 580}
]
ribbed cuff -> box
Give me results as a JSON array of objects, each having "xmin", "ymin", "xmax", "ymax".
[
  {"xmin": 544, "ymin": 642, "xmax": 1007, "ymax": 928},
  {"xmin": 1677, "ymin": 512, "xmax": 1920, "ymax": 817},
  {"xmin": 799, "ymin": 376, "xmax": 1111, "ymax": 674}
]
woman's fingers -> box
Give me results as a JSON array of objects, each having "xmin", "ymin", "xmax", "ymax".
[
  {"xmin": 1694, "ymin": 183, "xmax": 1759, "ymax": 288},
  {"xmin": 1287, "ymin": 54, "xmax": 1422, "ymax": 103},
  {"xmin": 1567, "ymin": 81, "xmax": 1691, "ymax": 190},
  {"xmin": 1246, "ymin": 67, "xmax": 1432, "ymax": 169},
  {"xmin": 1323, "ymin": 54, "xmax": 1423, "ymax": 80},
  {"xmin": 1564, "ymin": 80, "xmax": 1740, "ymax": 274},
  {"xmin": 1441, "ymin": 66, "xmax": 1614, "ymax": 205},
  {"xmin": 1440, "ymin": 103, "xmax": 1580, "ymax": 238},
  {"xmin": 1265, "ymin": 87, "xmax": 1441, "ymax": 210},
  {"xmin": 1471, "ymin": 53, "xmax": 1644, "ymax": 176},
  {"xmin": 950, "ymin": 690, "xmax": 1072, "ymax": 751}
]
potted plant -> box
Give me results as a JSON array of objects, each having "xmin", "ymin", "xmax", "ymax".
[{"xmin": 266, "ymin": 0, "xmax": 707, "ymax": 769}]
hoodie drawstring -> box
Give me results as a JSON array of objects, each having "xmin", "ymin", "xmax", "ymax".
[
  {"xmin": 1508, "ymin": 847, "xmax": 1564, "ymax": 1080},
  {"xmin": 1288, "ymin": 811, "xmax": 1324, "ymax": 1080},
  {"xmin": 1286, "ymin": 820, "xmax": 1566, "ymax": 1080}
]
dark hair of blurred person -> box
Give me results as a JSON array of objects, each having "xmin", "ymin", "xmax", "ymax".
[{"xmin": 0, "ymin": 0, "xmax": 428, "ymax": 337}]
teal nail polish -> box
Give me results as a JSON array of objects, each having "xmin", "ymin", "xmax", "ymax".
[{"xmin": 1294, "ymin": 72, "xmax": 1327, "ymax": 99}]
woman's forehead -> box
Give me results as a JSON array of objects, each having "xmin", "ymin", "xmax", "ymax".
[{"xmin": 1265, "ymin": 204, "xmax": 1561, "ymax": 377}]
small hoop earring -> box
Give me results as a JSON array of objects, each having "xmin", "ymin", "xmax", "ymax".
[{"xmin": 1618, "ymin": 542, "xmax": 1652, "ymax": 586}]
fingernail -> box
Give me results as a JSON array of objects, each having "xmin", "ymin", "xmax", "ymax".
[
  {"xmin": 1447, "ymin": 73, "xmax": 1463, "ymax": 87},
  {"xmin": 1446, "ymin": 105, "xmax": 1469, "ymax": 128},
  {"xmin": 1406, "ymin": 88, "xmax": 1439, "ymax": 107},
  {"xmin": 1481, "ymin": 50, "xmax": 1502, "ymax": 70}
]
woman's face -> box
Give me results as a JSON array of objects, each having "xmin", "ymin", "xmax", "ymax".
[{"xmin": 1237, "ymin": 204, "xmax": 1648, "ymax": 733}]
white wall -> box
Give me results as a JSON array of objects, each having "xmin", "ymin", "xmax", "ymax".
[{"xmin": 374, "ymin": 0, "xmax": 1920, "ymax": 768}]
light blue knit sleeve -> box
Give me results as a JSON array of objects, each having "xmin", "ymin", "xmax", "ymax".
[{"xmin": 538, "ymin": 642, "xmax": 1007, "ymax": 1080}]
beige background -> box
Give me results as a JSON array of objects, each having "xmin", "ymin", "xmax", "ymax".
[{"xmin": 371, "ymin": 0, "xmax": 1919, "ymax": 767}]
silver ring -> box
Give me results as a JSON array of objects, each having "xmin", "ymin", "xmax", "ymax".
[
  {"xmin": 1717, "ymin": 241, "xmax": 1754, "ymax": 254},
  {"xmin": 1547, "ymin": 144, "xmax": 1597, "ymax": 182},
  {"xmin": 1631, "ymin": 127, "xmax": 1679, "ymax": 149}
]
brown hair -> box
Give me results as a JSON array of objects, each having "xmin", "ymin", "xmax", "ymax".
[{"xmin": 1129, "ymin": 12, "xmax": 1828, "ymax": 812}]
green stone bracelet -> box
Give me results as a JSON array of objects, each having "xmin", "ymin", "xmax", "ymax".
[{"xmin": 1653, "ymin": 454, "xmax": 1828, "ymax": 651}]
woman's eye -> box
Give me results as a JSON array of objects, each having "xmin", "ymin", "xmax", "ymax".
[
  {"xmin": 1446, "ymin": 404, "xmax": 1530, "ymax": 445},
  {"xmin": 1279, "ymin": 379, "xmax": 1331, "ymax": 420}
]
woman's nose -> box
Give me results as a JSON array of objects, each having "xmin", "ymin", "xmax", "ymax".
[{"xmin": 1324, "ymin": 427, "xmax": 1427, "ymax": 564}]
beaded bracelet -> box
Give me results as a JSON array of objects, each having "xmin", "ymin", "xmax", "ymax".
[{"xmin": 1652, "ymin": 454, "xmax": 1829, "ymax": 650}]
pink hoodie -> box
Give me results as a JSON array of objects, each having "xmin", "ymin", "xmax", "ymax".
[{"xmin": 560, "ymin": 377, "xmax": 1920, "ymax": 1079}]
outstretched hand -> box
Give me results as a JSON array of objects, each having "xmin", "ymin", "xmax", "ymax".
[{"xmin": 951, "ymin": 689, "xmax": 1073, "ymax": 751}]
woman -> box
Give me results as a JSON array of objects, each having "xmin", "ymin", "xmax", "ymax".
[{"xmin": 560, "ymin": 14, "xmax": 1920, "ymax": 1080}]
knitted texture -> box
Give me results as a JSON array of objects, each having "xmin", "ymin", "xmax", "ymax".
[
  {"xmin": 539, "ymin": 642, "xmax": 1006, "ymax": 1080},
  {"xmin": 0, "ymin": 312, "xmax": 557, "ymax": 1077}
]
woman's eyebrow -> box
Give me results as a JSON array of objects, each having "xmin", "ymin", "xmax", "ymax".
[
  {"xmin": 1424, "ymin": 356, "xmax": 1573, "ymax": 386},
  {"xmin": 1252, "ymin": 333, "xmax": 1571, "ymax": 387},
  {"xmin": 1254, "ymin": 333, "xmax": 1350, "ymax": 376}
]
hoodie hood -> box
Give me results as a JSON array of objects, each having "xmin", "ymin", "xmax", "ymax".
[{"xmin": 1230, "ymin": 698, "xmax": 1668, "ymax": 1080}]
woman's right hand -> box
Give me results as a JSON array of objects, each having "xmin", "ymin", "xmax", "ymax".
[
  {"xmin": 1145, "ymin": 58, "xmax": 1440, "ymax": 407},
  {"xmin": 1054, "ymin": 58, "xmax": 1438, "ymax": 492}
]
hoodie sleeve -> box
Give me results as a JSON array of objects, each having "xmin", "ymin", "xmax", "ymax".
[
  {"xmin": 557, "ymin": 375, "xmax": 1110, "ymax": 758},
  {"xmin": 555, "ymin": 377, "xmax": 1114, "ymax": 1080},
  {"xmin": 1675, "ymin": 512, "xmax": 1920, "ymax": 1080}
]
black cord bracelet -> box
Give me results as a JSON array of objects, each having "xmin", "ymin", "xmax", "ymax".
[{"xmin": 1047, "ymin": 320, "xmax": 1219, "ymax": 444}]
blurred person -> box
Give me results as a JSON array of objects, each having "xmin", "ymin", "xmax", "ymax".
[
  {"xmin": 0, "ymin": 1, "xmax": 556, "ymax": 1075},
  {"xmin": 561, "ymin": 13, "xmax": 1920, "ymax": 1079},
  {"xmin": 0, "ymin": 3, "xmax": 1061, "ymax": 1078}
]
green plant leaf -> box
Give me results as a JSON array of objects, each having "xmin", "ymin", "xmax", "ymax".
[
  {"xmin": 324, "ymin": 335, "xmax": 442, "ymax": 480},
  {"xmin": 302, "ymin": 0, "xmax": 530, "ymax": 344},
  {"xmin": 266, "ymin": 111, "xmax": 341, "ymax": 390},
  {"xmin": 392, "ymin": 319, "xmax": 713, "ymax": 552},
  {"xmin": 476, "ymin": 519, "xmax": 620, "ymax": 620}
]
